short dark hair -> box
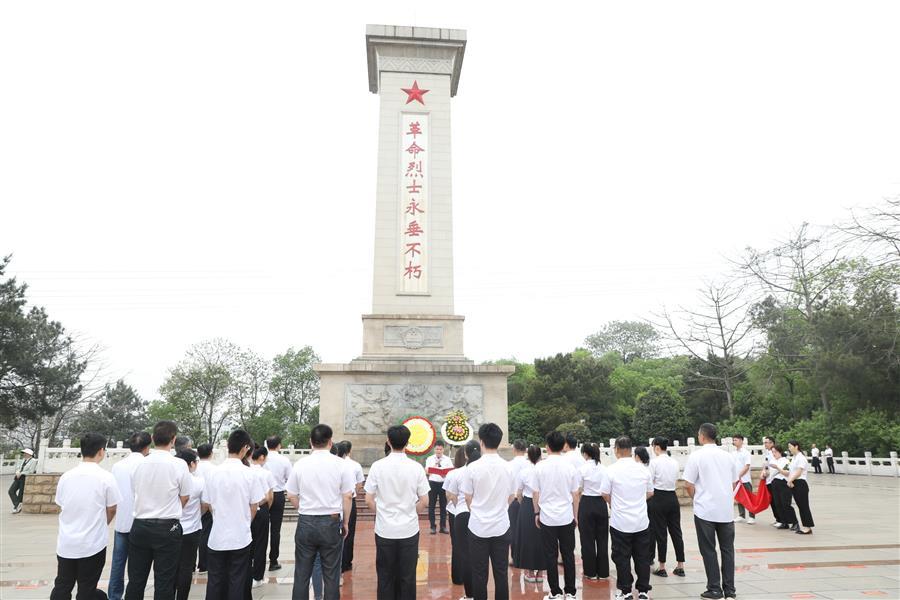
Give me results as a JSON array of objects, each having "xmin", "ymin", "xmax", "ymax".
[
  {"xmin": 527, "ymin": 444, "xmax": 542, "ymax": 464},
  {"xmin": 384, "ymin": 442, "xmax": 392, "ymax": 456},
  {"xmin": 176, "ymin": 448, "xmax": 198, "ymax": 466},
  {"xmin": 227, "ymin": 430, "xmax": 253, "ymax": 454},
  {"xmin": 266, "ymin": 435, "xmax": 282, "ymax": 450},
  {"xmin": 732, "ymin": 434, "xmax": 745, "ymax": 441},
  {"xmin": 453, "ymin": 447, "xmax": 467, "ymax": 469},
  {"xmin": 565, "ymin": 432, "xmax": 578, "ymax": 449},
  {"xmin": 787, "ymin": 439, "xmax": 801, "ymax": 451},
  {"xmin": 546, "ymin": 430, "xmax": 566, "ymax": 453},
  {"xmin": 128, "ymin": 431, "xmax": 151, "ymax": 453},
  {"xmin": 335, "ymin": 442, "xmax": 347, "ymax": 458},
  {"xmin": 513, "ymin": 439, "xmax": 527, "ymax": 452},
  {"xmin": 340, "ymin": 440, "xmax": 352, "ymax": 453},
  {"xmin": 434, "ymin": 440, "xmax": 445, "ymax": 448},
  {"xmin": 764, "ymin": 435, "xmax": 775, "ymax": 444},
  {"xmin": 252, "ymin": 445, "xmax": 268, "ymax": 461},
  {"xmin": 174, "ymin": 435, "xmax": 192, "ymax": 449},
  {"xmin": 152, "ymin": 421, "xmax": 178, "ymax": 446},
  {"xmin": 635, "ymin": 446, "xmax": 650, "ymax": 465},
  {"xmin": 464, "ymin": 440, "xmax": 481, "ymax": 463},
  {"xmin": 310, "ymin": 424, "xmax": 333, "ymax": 449},
  {"xmin": 80, "ymin": 433, "xmax": 106, "ymax": 458},
  {"xmin": 387, "ymin": 425, "xmax": 411, "ymax": 450},
  {"xmin": 699, "ymin": 422, "xmax": 718, "ymax": 442},
  {"xmin": 615, "ymin": 436, "xmax": 633, "ymax": 451},
  {"xmin": 772, "ymin": 444, "xmax": 785, "ymax": 456},
  {"xmin": 197, "ymin": 443, "xmax": 213, "ymax": 459},
  {"xmin": 478, "ymin": 423, "xmax": 503, "ymax": 449},
  {"xmin": 652, "ymin": 436, "xmax": 669, "ymax": 451}
]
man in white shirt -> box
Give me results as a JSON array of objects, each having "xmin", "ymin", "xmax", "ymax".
[
  {"xmin": 533, "ymin": 431, "xmax": 580, "ymax": 600},
  {"xmin": 286, "ymin": 424, "xmax": 355, "ymax": 600},
  {"xmin": 425, "ymin": 441, "xmax": 452, "ymax": 534},
  {"xmin": 600, "ymin": 436, "xmax": 653, "ymax": 600},
  {"xmin": 810, "ymin": 443, "xmax": 822, "ymax": 474},
  {"xmin": 50, "ymin": 432, "xmax": 120, "ymax": 600},
  {"xmin": 264, "ymin": 435, "xmax": 292, "ymax": 572},
  {"xmin": 459, "ymin": 423, "xmax": 515, "ymax": 600},
  {"xmin": 683, "ymin": 423, "xmax": 739, "ymax": 600},
  {"xmin": 195, "ymin": 442, "xmax": 216, "ymax": 573},
  {"xmin": 563, "ymin": 433, "xmax": 586, "ymax": 471},
  {"xmin": 250, "ymin": 446, "xmax": 277, "ymax": 588},
  {"xmin": 203, "ymin": 430, "xmax": 264, "ymax": 599},
  {"xmin": 108, "ymin": 431, "xmax": 151, "ymax": 600},
  {"xmin": 732, "ymin": 434, "xmax": 754, "ymax": 524},
  {"xmin": 339, "ymin": 440, "xmax": 366, "ymax": 573},
  {"xmin": 824, "ymin": 444, "xmax": 835, "ymax": 474},
  {"xmin": 364, "ymin": 425, "xmax": 430, "ymax": 599},
  {"xmin": 125, "ymin": 421, "xmax": 193, "ymax": 600},
  {"xmin": 507, "ymin": 439, "xmax": 529, "ymax": 569},
  {"xmin": 648, "ymin": 437, "xmax": 684, "ymax": 578}
]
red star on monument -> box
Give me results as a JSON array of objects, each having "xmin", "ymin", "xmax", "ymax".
[{"xmin": 401, "ymin": 81, "xmax": 429, "ymax": 105}]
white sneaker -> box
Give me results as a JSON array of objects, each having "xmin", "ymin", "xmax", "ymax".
[
  {"xmin": 566, "ymin": 595, "xmax": 578, "ymax": 600},
  {"xmin": 771, "ymin": 522, "xmax": 782, "ymax": 528},
  {"xmin": 638, "ymin": 593, "xmax": 650, "ymax": 600},
  {"xmin": 543, "ymin": 594, "xmax": 563, "ymax": 600},
  {"xmin": 615, "ymin": 591, "xmax": 634, "ymax": 600},
  {"xmin": 746, "ymin": 517, "xmax": 756, "ymax": 524},
  {"xmin": 733, "ymin": 516, "xmax": 744, "ymax": 523},
  {"xmin": 251, "ymin": 579, "xmax": 265, "ymax": 588}
]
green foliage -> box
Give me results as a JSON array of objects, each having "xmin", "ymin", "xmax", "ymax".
[
  {"xmin": 555, "ymin": 421, "xmax": 591, "ymax": 442},
  {"xmin": 632, "ymin": 384, "xmax": 690, "ymax": 444},
  {"xmin": 507, "ymin": 402, "xmax": 544, "ymax": 445},
  {"xmin": 71, "ymin": 380, "xmax": 147, "ymax": 445},
  {"xmin": 585, "ymin": 321, "xmax": 661, "ymax": 363},
  {"xmin": 483, "ymin": 359, "xmax": 536, "ymax": 406}
]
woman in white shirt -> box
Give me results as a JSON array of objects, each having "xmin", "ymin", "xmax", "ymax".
[
  {"xmin": 786, "ymin": 441, "xmax": 814, "ymax": 534},
  {"xmin": 579, "ymin": 443, "xmax": 609, "ymax": 581},
  {"xmin": 515, "ymin": 445, "xmax": 545, "ymax": 584},
  {"xmin": 175, "ymin": 448, "xmax": 206, "ymax": 600},
  {"xmin": 443, "ymin": 448, "xmax": 468, "ymax": 590},
  {"xmin": 445, "ymin": 440, "xmax": 480, "ymax": 600},
  {"xmin": 767, "ymin": 445, "xmax": 798, "ymax": 530}
]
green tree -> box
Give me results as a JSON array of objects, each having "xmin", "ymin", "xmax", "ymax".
[
  {"xmin": 632, "ymin": 384, "xmax": 690, "ymax": 444},
  {"xmin": 585, "ymin": 321, "xmax": 660, "ymax": 363},
  {"xmin": 71, "ymin": 380, "xmax": 147, "ymax": 445},
  {"xmin": 507, "ymin": 402, "xmax": 544, "ymax": 444},
  {"xmin": 270, "ymin": 346, "xmax": 320, "ymax": 425},
  {"xmin": 482, "ymin": 359, "xmax": 536, "ymax": 406}
]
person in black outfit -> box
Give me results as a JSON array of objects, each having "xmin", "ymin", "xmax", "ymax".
[
  {"xmin": 196, "ymin": 443, "xmax": 215, "ymax": 573},
  {"xmin": 578, "ymin": 442, "xmax": 610, "ymax": 581}
]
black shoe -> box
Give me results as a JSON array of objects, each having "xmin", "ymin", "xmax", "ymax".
[
  {"xmin": 776, "ymin": 523, "xmax": 791, "ymax": 529},
  {"xmin": 673, "ymin": 567, "xmax": 686, "ymax": 577},
  {"xmin": 269, "ymin": 562, "xmax": 281, "ymax": 571},
  {"xmin": 796, "ymin": 528, "xmax": 813, "ymax": 535},
  {"xmin": 440, "ymin": 527, "xmax": 450, "ymax": 534},
  {"xmin": 791, "ymin": 523, "xmax": 800, "ymax": 532},
  {"xmin": 653, "ymin": 568, "xmax": 668, "ymax": 577},
  {"xmin": 430, "ymin": 526, "xmax": 437, "ymax": 535},
  {"xmin": 700, "ymin": 591, "xmax": 724, "ymax": 599}
]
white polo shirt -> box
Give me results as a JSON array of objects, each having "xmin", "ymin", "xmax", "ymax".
[
  {"xmin": 197, "ymin": 459, "xmax": 217, "ymax": 480},
  {"xmin": 204, "ymin": 458, "xmax": 264, "ymax": 551},
  {"xmin": 648, "ymin": 454, "xmax": 679, "ymax": 491},
  {"xmin": 459, "ymin": 453, "xmax": 515, "ymax": 538},
  {"xmin": 682, "ymin": 443, "xmax": 739, "ymax": 524},
  {"xmin": 533, "ymin": 454, "xmax": 580, "ymax": 527},
  {"xmin": 55, "ymin": 462, "xmax": 121, "ymax": 559},
  {"xmin": 251, "ymin": 463, "xmax": 277, "ymax": 501},
  {"xmin": 264, "ymin": 450, "xmax": 292, "ymax": 493},
  {"xmin": 132, "ymin": 449, "xmax": 192, "ymax": 520},
  {"xmin": 766, "ymin": 456, "xmax": 789, "ymax": 484},
  {"xmin": 286, "ymin": 449, "xmax": 355, "ymax": 515},
  {"xmin": 581, "ymin": 460, "xmax": 609, "ymax": 496},
  {"xmin": 443, "ymin": 468, "xmax": 462, "ymax": 515},
  {"xmin": 180, "ymin": 474, "xmax": 205, "ymax": 535},
  {"xmin": 344, "ymin": 456, "xmax": 365, "ymax": 498},
  {"xmin": 811, "ymin": 447, "xmax": 820, "ymax": 458},
  {"xmin": 364, "ymin": 452, "xmax": 430, "ymax": 539},
  {"xmin": 507, "ymin": 455, "xmax": 529, "ymax": 489},
  {"xmin": 734, "ymin": 447, "xmax": 752, "ymax": 484},
  {"xmin": 565, "ymin": 450, "xmax": 586, "ymax": 471},
  {"xmin": 517, "ymin": 464, "xmax": 537, "ymax": 499},
  {"xmin": 600, "ymin": 457, "xmax": 652, "ymax": 533},
  {"xmin": 425, "ymin": 453, "xmax": 452, "ymax": 483},
  {"xmin": 789, "ymin": 453, "xmax": 809, "ymax": 481},
  {"xmin": 111, "ymin": 452, "xmax": 144, "ymax": 533}
]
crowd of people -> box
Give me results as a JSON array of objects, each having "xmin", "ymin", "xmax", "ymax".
[{"xmin": 37, "ymin": 418, "xmax": 821, "ymax": 600}]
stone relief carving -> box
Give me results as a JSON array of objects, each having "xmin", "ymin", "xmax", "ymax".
[
  {"xmin": 377, "ymin": 56, "xmax": 454, "ymax": 75},
  {"xmin": 384, "ymin": 326, "xmax": 443, "ymax": 349},
  {"xmin": 344, "ymin": 383, "xmax": 484, "ymax": 434}
]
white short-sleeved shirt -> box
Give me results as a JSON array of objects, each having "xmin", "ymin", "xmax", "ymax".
[
  {"xmin": 734, "ymin": 448, "xmax": 752, "ymax": 484},
  {"xmin": 344, "ymin": 457, "xmax": 365, "ymax": 498},
  {"xmin": 517, "ymin": 464, "xmax": 538, "ymax": 499},
  {"xmin": 286, "ymin": 449, "xmax": 355, "ymax": 516},
  {"xmin": 425, "ymin": 454, "xmax": 452, "ymax": 483},
  {"xmin": 600, "ymin": 458, "xmax": 652, "ymax": 533},
  {"xmin": 823, "ymin": 447, "xmax": 833, "ymax": 458},
  {"xmin": 264, "ymin": 451, "xmax": 293, "ymax": 493},
  {"xmin": 682, "ymin": 444, "xmax": 739, "ymax": 524},
  {"xmin": 565, "ymin": 450, "xmax": 586, "ymax": 471},
  {"xmin": 766, "ymin": 456, "xmax": 789, "ymax": 484},
  {"xmin": 459, "ymin": 453, "xmax": 515, "ymax": 538},
  {"xmin": 443, "ymin": 468, "xmax": 461, "ymax": 515},
  {"xmin": 132, "ymin": 449, "xmax": 192, "ymax": 520},
  {"xmin": 111, "ymin": 452, "xmax": 144, "ymax": 533},
  {"xmin": 251, "ymin": 464, "xmax": 277, "ymax": 501},
  {"xmin": 55, "ymin": 462, "xmax": 121, "ymax": 559},
  {"xmin": 507, "ymin": 455, "xmax": 529, "ymax": 489},
  {"xmin": 648, "ymin": 454, "xmax": 679, "ymax": 491},
  {"xmin": 444, "ymin": 466, "xmax": 469, "ymax": 514},
  {"xmin": 790, "ymin": 453, "xmax": 809, "ymax": 480},
  {"xmin": 811, "ymin": 447, "xmax": 820, "ymax": 458},
  {"xmin": 180, "ymin": 475, "xmax": 205, "ymax": 535},
  {"xmin": 533, "ymin": 455, "xmax": 580, "ymax": 527},
  {"xmin": 364, "ymin": 452, "xmax": 430, "ymax": 539},
  {"xmin": 197, "ymin": 459, "xmax": 217, "ymax": 480},
  {"xmin": 204, "ymin": 458, "xmax": 265, "ymax": 551}
]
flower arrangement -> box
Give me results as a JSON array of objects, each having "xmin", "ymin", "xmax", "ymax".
[
  {"xmin": 441, "ymin": 410, "xmax": 472, "ymax": 446},
  {"xmin": 402, "ymin": 416, "xmax": 437, "ymax": 455}
]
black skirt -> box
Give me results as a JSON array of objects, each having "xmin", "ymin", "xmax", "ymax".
[{"xmin": 516, "ymin": 496, "xmax": 545, "ymax": 570}]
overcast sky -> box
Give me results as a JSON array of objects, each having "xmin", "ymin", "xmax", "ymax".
[{"xmin": 2, "ymin": 1, "xmax": 899, "ymax": 400}]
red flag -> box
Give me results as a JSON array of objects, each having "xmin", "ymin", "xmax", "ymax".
[{"xmin": 734, "ymin": 478, "xmax": 771, "ymax": 514}]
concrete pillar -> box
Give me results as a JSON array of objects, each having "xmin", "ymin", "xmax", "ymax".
[
  {"xmin": 890, "ymin": 451, "xmax": 898, "ymax": 477},
  {"xmin": 865, "ymin": 452, "xmax": 873, "ymax": 476},
  {"xmin": 841, "ymin": 451, "xmax": 850, "ymax": 474},
  {"xmin": 673, "ymin": 440, "xmax": 680, "ymax": 447},
  {"xmin": 62, "ymin": 439, "xmax": 71, "ymax": 448},
  {"xmin": 36, "ymin": 438, "xmax": 50, "ymax": 474},
  {"xmin": 116, "ymin": 440, "xmax": 123, "ymax": 448}
]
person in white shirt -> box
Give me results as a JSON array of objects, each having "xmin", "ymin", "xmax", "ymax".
[
  {"xmin": 425, "ymin": 441, "xmax": 452, "ymax": 534},
  {"xmin": 174, "ymin": 448, "xmax": 206, "ymax": 600},
  {"xmin": 338, "ymin": 440, "xmax": 365, "ymax": 574},
  {"xmin": 515, "ymin": 445, "xmax": 545, "ymax": 584},
  {"xmin": 563, "ymin": 433, "xmax": 586, "ymax": 471},
  {"xmin": 648, "ymin": 437, "xmax": 684, "ymax": 579},
  {"xmin": 264, "ymin": 435, "xmax": 292, "ymax": 572},
  {"xmin": 731, "ymin": 434, "xmax": 755, "ymax": 524},
  {"xmin": 810, "ymin": 443, "xmax": 822, "ymax": 474},
  {"xmin": 506, "ymin": 439, "xmax": 529, "ymax": 568},
  {"xmin": 578, "ymin": 443, "xmax": 609, "ymax": 581},
  {"xmin": 50, "ymin": 432, "xmax": 120, "ymax": 600},
  {"xmin": 824, "ymin": 444, "xmax": 835, "ymax": 474},
  {"xmin": 600, "ymin": 437, "xmax": 653, "ymax": 600},
  {"xmin": 765, "ymin": 444, "xmax": 798, "ymax": 530},
  {"xmin": 203, "ymin": 429, "xmax": 265, "ymax": 599},
  {"xmin": 683, "ymin": 423, "xmax": 739, "ymax": 600},
  {"xmin": 250, "ymin": 446, "xmax": 277, "ymax": 587},
  {"xmin": 108, "ymin": 431, "xmax": 151, "ymax": 600},
  {"xmin": 459, "ymin": 423, "xmax": 515, "ymax": 600},
  {"xmin": 443, "ymin": 446, "xmax": 470, "ymax": 593},
  {"xmin": 533, "ymin": 431, "xmax": 581, "ymax": 600},
  {"xmin": 785, "ymin": 441, "xmax": 814, "ymax": 534},
  {"xmin": 195, "ymin": 442, "xmax": 216, "ymax": 574},
  {"xmin": 125, "ymin": 420, "xmax": 193, "ymax": 600},
  {"xmin": 286, "ymin": 424, "xmax": 355, "ymax": 600},
  {"xmin": 446, "ymin": 441, "xmax": 481, "ymax": 599},
  {"xmin": 364, "ymin": 425, "xmax": 430, "ymax": 599}
]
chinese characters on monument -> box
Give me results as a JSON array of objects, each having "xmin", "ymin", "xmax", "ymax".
[{"xmin": 399, "ymin": 109, "xmax": 429, "ymax": 294}]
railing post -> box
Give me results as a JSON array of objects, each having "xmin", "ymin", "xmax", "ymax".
[
  {"xmin": 36, "ymin": 438, "xmax": 50, "ymax": 474},
  {"xmin": 865, "ymin": 452, "xmax": 873, "ymax": 476},
  {"xmin": 890, "ymin": 451, "xmax": 898, "ymax": 478},
  {"xmin": 841, "ymin": 451, "xmax": 850, "ymax": 474}
]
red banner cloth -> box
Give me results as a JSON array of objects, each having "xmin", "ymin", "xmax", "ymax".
[
  {"xmin": 734, "ymin": 478, "xmax": 771, "ymax": 514},
  {"xmin": 427, "ymin": 466, "xmax": 454, "ymax": 478}
]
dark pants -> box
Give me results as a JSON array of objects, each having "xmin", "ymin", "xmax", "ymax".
[
  {"xmin": 199, "ymin": 512, "xmax": 213, "ymax": 572},
  {"xmin": 269, "ymin": 491, "xmax": 285, "ymax": 566},
  {"xmin": 541, "ymin": 521, "xmax": 576, "ymax": 596},
  {"xmin": 251, "ymin": 504, "xmax": 270, "ymax": 582},
  {"xmin": 737, "ymin": 482, "xmax": 755, "ymax": 518},
  {"xmin": 694, "ymin": 516, "xmax": 735, "ymax": 598},
  {"xmin": 468, "ymin": 527, "xmax": 510, "ymax": 600},
  {"xmin": 610, "ymin": 527, "xmax": 652, "ymax": 594},
  {"xmin": 508, "ymin": 500, "xmax": 520, "ymax": 567},
  {"xmin": 578, "ymin": 495, "xmax": 609, "ymax": 578},
  {"xmin": 8, "ymin": 476, "xmax": 25, "ymax": 507},
  {"xmin": 827, "ymin": 457, "xmax": 835, "ymax": 474},
  {"xmin": 812, "ymin": 457, "xmax": 822, "ymax": 473},
  {"xmin": 206, "ymin": 544, "xmax": 251, "ymax": 600},
  {"xmin": 375, "ymin": 533, "xmax": 419, "ymax": 600},
  {"xmin": 791, "ymin": 479, "xmax": 815, "ymax": 528},
  {"xmin": 50, "ymin": 548, "xmax": 107, "ymax": 600},
  {"xmin": 292, "ymin": 514, "xmax": 343, "ymax": 600},
  {"xmin": 453, "ymin": 512, "xmax": 474, "ymax": 597},
  {"xmin": 650, "ymin": 490, "xmax": 684, "ymax": 564},
  {"xmin": 448, "ymin": 513, "xmax": 463, "ymax": 584},
  {"xmin": 176, "ymin": 530, "xmax": 200, "ymax": 600},
  {"xmin": 428, "ymin": 481, "xmax": 447, "ymax": 529},
  {"xmin": 770, "ymin": 479, "xmax": 797, "ymax": 525},
  {"xmin": 341, "ymin": 500, "xmax": 358, "ymax": 572},
  {"xmin": 125, "ymin": 518, "xmax": 183, "ymax": 600}
]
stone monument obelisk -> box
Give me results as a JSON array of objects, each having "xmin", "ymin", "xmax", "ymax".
[{"xmin": 315, "ymin": 25, "xmax": 514, "ymax": 453}]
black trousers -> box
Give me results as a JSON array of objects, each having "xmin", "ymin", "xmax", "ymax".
[
  {"xmin": 827, "ymin": 456, "xmax": 835, "ymax": 474},
  {"xmin": 578, "ymin": 495, "xmax": 609, "ymax": 578},
  {"xmin": 176, "ymin": 530, "xmax": 200, "ymax": 600},
  {"xmin": 206, "ymin": 544, "xmax": 251, "ymax": 600},
  {"xmin": 770, "ymin": 479, "xmax": 797, "ymax": 525},
  {"xmin": 453, "ymin": 512, "xmax": 473, "ymax": 596},
  {"xmin": 374, "ymin": 533, "xmax": 419, "ymax": 600},
  {"xmin": 448, "ymin": 513, "xmax": 464, "ymax": 584},
  {"xmin": 199, "ymin": 512, "xmax": 213, "ymax": 572},
  {"xmin": 468, "ymin": 527, "xmax": 510, "ymax": 600},
  {"xmin": 269, "ymin": 491, "xmax": 285, "ymax": 566},
  {"xmin": 737, "ymin": 482, "xmax": 755, "ymax": 518},
  {"xmin": 250, "ymin": 504, "xmax": 270, "ymax": 582},
  {"xmin": 649, "ymin": 490, "xmax": 684, "ymax": 564},
  {"xmin": 694, "ymin": 517, "xmax": 735, "ymax": 598},
  {"xmin": 812, "ymin": 457, "xmax": 822, "ymax": 473},
  {"xmin": 791, "ymin": 479, "xmax": 815, "ymax": 528},
  {"xmin": 50, "ymin": 548, "xmax": 106, "ymax": 600},
  {"xmin": 610, "ymin": 527, "xmax": 652, "ymax": 594},
  {"xmin": 341, "ymin": 499, "xmax": 358, "ymax": 572},
  {"xmin": 428, "ymin": 481, "xmax": 447, "ymax": 529},
  {"xmin": 508, "ymin": 500, "xmax": 521, "ymax": 567},
  {"xmin": 541, "ymin": 521, "xmax": 576, "ymax": 596},
  {"xmin": 8, "ymin": 476, "xmax": 25, "ymax": 507},
  {"xmin": 125, "ymin": 518, "xmax": 183, "ymax": 600}
]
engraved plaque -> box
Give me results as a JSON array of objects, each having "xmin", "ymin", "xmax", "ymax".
[
  {"xmin": 344, "ymin": 383, "xmax": 484, "ymax": 434},
  {"xmin": 384, "ymin": 325, "xmax": 443, "ymax": 349}
]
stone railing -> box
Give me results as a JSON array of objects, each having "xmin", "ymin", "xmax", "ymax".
[{"xmin": 22, "ymin": 474, "xmax": 62, "ymax": 514}]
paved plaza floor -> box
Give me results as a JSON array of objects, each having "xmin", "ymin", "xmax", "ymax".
[{"xmin": 1, "ymin": 474, "xmax": 898, "ymax": 599}]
